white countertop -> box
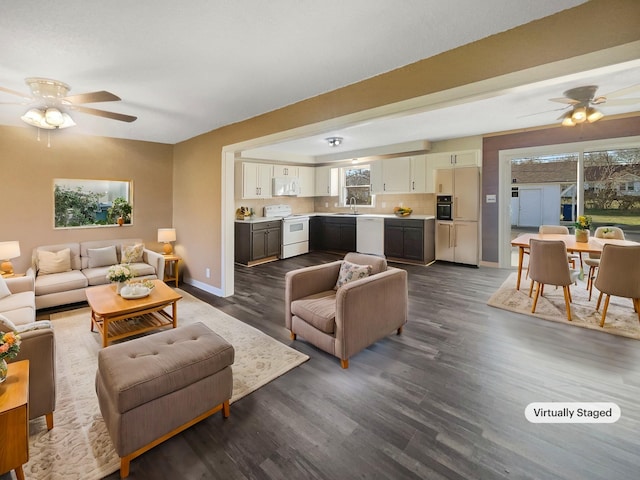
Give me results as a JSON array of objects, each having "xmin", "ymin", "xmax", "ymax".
[{"xmin": 235, "ymin": 213, "xmax": 435, "ymax": 223}]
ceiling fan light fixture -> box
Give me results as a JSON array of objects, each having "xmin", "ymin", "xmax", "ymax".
[
  {"xmin": 45, "ymin": 107, "xmax": 64, "ymax": 126},
  {"xmin": 571, "ymin": 106, "xmax": 587, "ymax": 123},
  {"xmin": 561, "ymin": 112, "xmax": 576, "ymax": 127},
  {"xmin": 586, "ymin": 107, "xmax": 604, "ymax": 123},
  {"xmin": 21, "ymin": 108, "xmax": 55, "ymax": 129}
]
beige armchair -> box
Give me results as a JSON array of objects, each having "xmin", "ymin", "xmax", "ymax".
[
  {"xmin": 1, "ymin": 276, "xmax": 56, "ymax": 430},
  {"xmin": 285, "ymin": 253, "xmax": 408, "ymax": 368},
  {"xmin": 594, "ymin": 243, "xmax": 640, "ymax": 328}
]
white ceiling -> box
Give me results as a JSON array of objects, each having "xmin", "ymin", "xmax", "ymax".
[{"xmin": 0, "ymin": 0, "xmax": 595, "ymax": 146}]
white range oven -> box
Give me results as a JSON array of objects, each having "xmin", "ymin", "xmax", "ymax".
[{"xmin": 264, "ymin": 204, "xmax": 310, "ymax": 259}]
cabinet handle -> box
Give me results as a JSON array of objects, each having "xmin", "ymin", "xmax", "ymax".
[
  {"xmin": 383, "ymin": 183, "xmax": 386, "ymax": 191},
  {"xmin": 454, "ymin": 224, "xmax": 458, "ymax": 247},
  {"xmin": 455, "ymin": 197, "xmax": 458, "ymax": 217},
  {"xmin": 449, "ymin": 224, "xmax": 454, "ymax": 248},
  {"xmin": 412, "ymin": 181, "xmax": 415, "ymax": 190},
  {"xmin": 327, "ymin": 186, "xmax": 329, "ymax": 194}
]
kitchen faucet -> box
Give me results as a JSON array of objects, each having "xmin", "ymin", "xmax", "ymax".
[{"xmin": 349, "ymin": 196, "xmax": 358, "ymax": 214}]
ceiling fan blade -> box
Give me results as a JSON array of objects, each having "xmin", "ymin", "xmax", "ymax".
[
  {"xmin": 603, "ymin": 97, "xmax": 640, "ymax": 106},
  {"xmin": 0, "ymin": 85, "xmax": 33, "ymax": 100},
  {"xmin": 549, "ymin": 97, "xmax": 579, "ymax": 105},
  {"xmin": 601, "ymin": 83, "xmax": 640, "ymax": 99},
  {"xmin": 63, "ymin": 90, "xmax": 122, "ymax": 104},
  {"xmin": 518, "ymin": 106, "xmax": 569, "ymax": 118},
  {"xmin": 72, "ymin": 105, "xmax": 137, "ymax": 123}
]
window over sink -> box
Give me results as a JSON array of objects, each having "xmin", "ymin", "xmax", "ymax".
[{"xmin": 341, "ymin": 164, "xmax": 374, "ymax": 207}]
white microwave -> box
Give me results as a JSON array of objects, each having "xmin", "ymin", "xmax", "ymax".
[{"xmin": 272, "ymin": 176, "xmax": 301, "ymax": 196}]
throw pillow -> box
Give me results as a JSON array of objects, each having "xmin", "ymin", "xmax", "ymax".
[
  {"xmin": 87, "ymin": 245, "xmax": 118, "ymax": 269},
  {"xmin": 0, "ymin": 313, "xmax": 17, "ymax": 333},
  {"xmin": 38, "ymin": 248, "xmax": 72, "ymax": 275},
  {"xmin": 0, "ymin": 276, "xmax": 11, "ymax": 300},
  {"xmin": 122, "ymin": 243, "xmax": 144, "ymax": 264},
  {"xmin": 334, "ymin": 260, "xmax": 372, "ymax": 290}
]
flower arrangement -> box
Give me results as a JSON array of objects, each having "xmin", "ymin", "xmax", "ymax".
[
  {"xmin": 574, "ymin": 215, "xmax": 592, "ymax": 231},
  {"xmin": 0, "ymin": 331, "xmax": 21, "ymax": 360},
  {"xmin": 106, "ymin": 264, "xmax": 134, "ymax": 283}
]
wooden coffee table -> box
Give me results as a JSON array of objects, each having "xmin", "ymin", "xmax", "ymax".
[{"xmin": 86, "ymin": 279, "xmax": 182, "ymax": 347}]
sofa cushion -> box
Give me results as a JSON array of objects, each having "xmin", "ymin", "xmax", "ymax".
[
  {"xmin": 83, "ymin": 266, "xmax": 112, "ymax": 286},
  {"xmin": 0, "ymin": 276, "xmax": 11, "ymax": 299},
  {"xmin": 127, "ymin": 262, "xmax": 156, "ymax": 278},
  {"xmin": 122, "ymin": 243, "xmax": 144, "ymax": 264},
  {"xmin": 35, "ymin": 270, "xmax": 88, "ymax": 296},
  {"xmin": 34, "ymin": 243, "xmax": 81, "ymax": 271},
  {"xmin": 291, "ymin": 290, "xmax": 337, "ymax": 334},
  {"xmin": 87, "ymin": 245, "xmax": 118, "ymax": 268},
  {"xmin": 38, "ymin": 248, "xmax": 72, "ymax": 275},
  {"xmin": 334, "ymin": 260, "xmax": 372, "ymax": 290},
  {"xmin": 0, "ymin": 291, "xmax": 36, "ymax": 326}
]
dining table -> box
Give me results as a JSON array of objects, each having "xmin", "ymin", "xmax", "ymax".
[{"xmin": 510, "ymin": 233, "xmax": 639, "ymax": 290}]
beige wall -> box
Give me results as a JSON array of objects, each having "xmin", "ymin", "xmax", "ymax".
[
  {"xmin": 2, "ymin": 125, "xmax": 173, "ymax": 273},
  {"xmin": 174, "ymin": 0, "xmax": 640, "ymax": 292}
]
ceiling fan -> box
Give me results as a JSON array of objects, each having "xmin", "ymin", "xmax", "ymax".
[
  {"xmin": 0, "ymin": 77, "xmax": 137, "ymax": 130},
  {"xmin": 548, "ymin": 84, "xmax": 640, "ymax": 126}
]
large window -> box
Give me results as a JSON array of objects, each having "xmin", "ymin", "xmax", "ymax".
[{"xmin": 342, "ymin": 165, "xmax": 373, "ymax": 206}]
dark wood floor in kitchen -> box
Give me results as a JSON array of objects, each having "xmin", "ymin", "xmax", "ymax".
[{"xmin": 14, "ymin": 253, "xmax": 640, "ymax": 480}]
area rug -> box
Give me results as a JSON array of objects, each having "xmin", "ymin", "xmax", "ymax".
[
  {"xmin": 487, "ymin": 272, "xmax": 640, "ymax": 339},
  {"xmin": 25, "ymin": 290, "xmax": 309, "ymax": 480}
]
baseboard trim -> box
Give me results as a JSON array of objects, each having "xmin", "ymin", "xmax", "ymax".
[{"xmin": 183, "ymin": 278, "xmax": 224, "ymax": 297}]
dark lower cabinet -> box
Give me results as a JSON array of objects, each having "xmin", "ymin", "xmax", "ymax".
[
  {"xmin": 235, "ymin": 220, "xmax": 281, "ymax": 265},
  {"xmin": 310, "ymin": 216, "xmax": 356, "ymax": 253},
  {"xmin": 384, "ymin": 218, "xmax": 435, "ymax": 264}
]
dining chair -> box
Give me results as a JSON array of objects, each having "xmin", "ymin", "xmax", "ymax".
[
  {"xmin": 528, "ymin": 239, "xmax": 580, "ymax": 321},
  {"xmin": 538, "ymin": 225, "xmax": 581, "ymax": 269},
  {"xmin": 594, "ymin": 244, "xmax": 640, "ymax": 328},
  {"xmin": 584, "ymin": 226, "xmax": 625, "ymax": 300}
]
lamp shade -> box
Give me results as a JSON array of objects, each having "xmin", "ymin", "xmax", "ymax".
[
  {"xmin": 157, "ymin": 228, "xmax": 176, "ymax": 243},
  {"xmin": 0, "ymin": 241, "xmax": 20, "ymax": 260}
]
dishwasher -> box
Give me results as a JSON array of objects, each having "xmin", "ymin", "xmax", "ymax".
[{"xmin": 356, "ymin": 216, "xmax": 385, "ymax": 256}]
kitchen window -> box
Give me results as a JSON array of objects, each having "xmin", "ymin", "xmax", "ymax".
[{"xmin": 341, "ymin": 165, "xmax": 374, "ymax": 207}]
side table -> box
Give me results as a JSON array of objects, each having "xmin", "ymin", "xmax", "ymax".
[
  {"xmin": 163, "ymin": 254, "xmax": 181, "ymax": 287},
  {"xmin": 0, "ymin": 360, "xmax": 29, "ymax": 480}
]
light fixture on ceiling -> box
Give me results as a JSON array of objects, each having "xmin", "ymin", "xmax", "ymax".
[
  {"xmin": 560, "ymin": 105, "xmax": 603, "ymax": 127},
  {"xmin": 325, "ymin": 136, "xmax": 343, "ymax": 147},
  {"xmin": 21, "ymin": 107, "xmax": 76, "ymax": 129}
]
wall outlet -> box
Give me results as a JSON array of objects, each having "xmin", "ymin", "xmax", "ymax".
[
  {"xmin": 324, "ymin": 202, "xmax": 328, "ymax": 208},
  {"xmin": 399, "ymin": 201, "xmax": 403, "ymax": 207},
  {"xmin": 334, "ymin": 202, "xmax": 338, "ymax": 207},
  {"xmin": 381, "ymin": 202, "xmax": 386, "ymax": 208},
  {"xmin": 205, "ymin": 268, "xmax": 211, "ymax": 278}
]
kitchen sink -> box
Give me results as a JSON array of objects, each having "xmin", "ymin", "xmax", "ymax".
[{"xmin": 332, "ymin": 212, "xmax": 361, "ymax": 215}]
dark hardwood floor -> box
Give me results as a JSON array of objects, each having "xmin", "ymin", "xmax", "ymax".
[{"xmin": 9, "ymin": 253, "xmax": 640, "ymax": 479}]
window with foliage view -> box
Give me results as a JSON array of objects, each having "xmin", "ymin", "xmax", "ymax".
[
  {"xmin": 584, "ymin": 147, "xmax": 640, "ymax": 229},
  {"xmin": 343, "ymin": 165, "xmax": 372, "ymax": 206}
]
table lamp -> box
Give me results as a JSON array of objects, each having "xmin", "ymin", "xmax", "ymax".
[
  {"xmin": 0, "ymin": 241, "xmax": 21, "ymax": 275},
  {"xmin": 157, "ymin": 228, "xmax": 176, "ymax": 255}
]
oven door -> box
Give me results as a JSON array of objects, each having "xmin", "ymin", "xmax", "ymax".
[
  {"xmin": 281, "ymin": 217, "xmax": 310, "ymax": 258},
  {"xmin": 436, "ymin": 202, "xmax": 452, "ymax": 220}
]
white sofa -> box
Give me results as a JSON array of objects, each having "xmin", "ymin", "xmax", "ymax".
[{"xmin": 27, "ymin": 238, "xmax": 165, "ymax": 309}]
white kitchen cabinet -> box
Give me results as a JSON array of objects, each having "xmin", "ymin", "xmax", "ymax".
[
  {"xmin": 435, "ymin": 166, "xmax": 479, "ymax": 220},
  {"xmin": 434, "ymin": 168, "xmax": 453, "ymax": 195},
  {"xmin": 297, "ymin": 166, "xmax": 315, "ymax": 197},
  {"xmin": 273, "ymin": 165, "xmax": 298, "ymax": 177},
  {"xmin": 314, "ymin": 166, "xmax": 338, "ymax": 196},
  {"xmin": 426, "ymin": 150, "xmax": 480, "ymax": 193},
  {"xmin": 241, "ymin": 162, "xmax": 272, "ymax": 199},
  {"xmin": 435, "ymin": 220, "xmax": 478, "ymax": 265},
  {"xmin": 379, "ymin": 157, "xmax": 412, "ymax": 193},
  {"xmin": 410, "ymin": 155, "xmax": 427, "ymax": 193}
]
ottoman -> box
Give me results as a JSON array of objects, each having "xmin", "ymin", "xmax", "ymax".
[{"xmin": 95, "ymin": 322, "xmax": 234, "ymax": 478}]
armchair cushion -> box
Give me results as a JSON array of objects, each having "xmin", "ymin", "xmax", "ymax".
[
  {"xmin": 291, "ymin": 291, "xmax": 337, "ymax": 334},
  {"xmin": 334, "ymin": 260, "xmax": 372, "ymax": 290},
  {"xmin": 0, "ymin": 313, "xmax": 17, "ymax": 332}
]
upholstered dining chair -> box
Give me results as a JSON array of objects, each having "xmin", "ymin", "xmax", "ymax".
[
  {"xmin": 538, "ymin": 225, "xmax": 581, "ymax": 269},
  {"xmin": 584, "ymin": 226, "xmax": 625, "ymax": 300},
  {"xmin": 528, "ymin": 239, "xmax": 580, "ymax": 321},
  {"xmin": 594, "ymin": 244, "xmax": 640, "ymax": 328}
]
